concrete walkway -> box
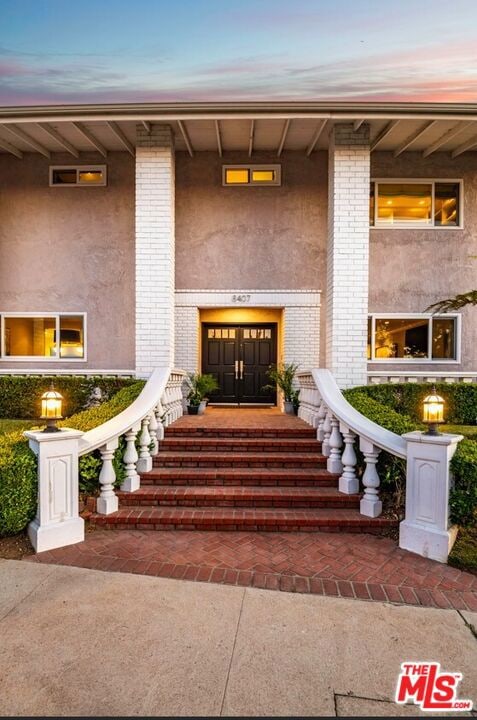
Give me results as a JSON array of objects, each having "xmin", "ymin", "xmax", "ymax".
[{"xmin": 0, "ymin": 559, "xmax": 475, "ymax": 716}]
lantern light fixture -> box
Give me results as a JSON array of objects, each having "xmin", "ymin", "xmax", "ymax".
[
  {"xmin": 40, "ymin": 383, "xmax": 64, "ymax": 433},
  {"xmin": 422, "ymin": 386, "xmax": 445, "ymax": 436}
]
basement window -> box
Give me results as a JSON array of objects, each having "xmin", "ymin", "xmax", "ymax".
[
  {"xmin": 367, "ymin": 314, "xmax": 459, "ymax": 362},
  {"xmin": 223, "ymin": 165, "xmax": 281, "ymax": 186},
  {"xmin": 370, "ymin": 180, "xmax": 462, "ymax": 228},
  {"xmin": 50, "ymin": 165, "xmax": 107, "ymax": 187},
  {"xmin": 1, "ymin": 313, "xmax": 86, "ymax": 360}
]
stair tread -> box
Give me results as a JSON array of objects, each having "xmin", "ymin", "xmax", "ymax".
[
  {"xmin": 117, "ymin": 486, "xmax": 357, "ymax": 499},
  {"xmin": 155, "ymin": 451, "xmax": 326, "ymax": 460},
  {"xmin": 161, "ymin": 438, "xmax": 320, "ymax": 446},
  {"xmin": 144, "ymin": 467, "xmax": 335, "ymax": 477}
]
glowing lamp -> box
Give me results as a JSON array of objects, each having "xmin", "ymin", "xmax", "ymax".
[
  {"xmin": 422, "ymin": 387, "xmax": 445, "ymax": 436},
  {"xmin": 40, "ymin": 384, "xmax": 64, "ymax": 433}
]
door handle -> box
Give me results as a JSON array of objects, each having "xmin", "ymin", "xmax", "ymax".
[
  {"xmin": 239, "ymin": 360, "xmax": 244, "ymax": 380},
  {"xmin": 234, "ymin": 360, "xmax": 239, "ymax": 380}
]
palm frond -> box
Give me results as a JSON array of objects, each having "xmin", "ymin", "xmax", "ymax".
[{"xmin": 425, "ymin": 291, "xmax": 477, "ymax": 314}]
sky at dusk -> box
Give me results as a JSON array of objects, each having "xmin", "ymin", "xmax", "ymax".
[{"xmin": 1, "ymin": 0, "xmax": 477, "ymax": 106}]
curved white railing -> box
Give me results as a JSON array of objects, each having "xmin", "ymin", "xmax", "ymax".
[
  {"xmin": 77, "ymin": 367, "xmax": 185, "ymax": 515},
  {"xmin": 297, "ymin": 369, "xmax": 406, "ymax": 518}
]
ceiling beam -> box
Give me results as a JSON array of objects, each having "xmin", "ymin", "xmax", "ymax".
[
  {"xmin": 3, "ymin": 124, "xmax": 50, "ymax": 158},
  {"xmin": 0, "ymin": 135, "xmax": 23, "ymax": 159},
  {"xmin": 72, "ymin": 122, "xmax": 107, "ymax": 157},
  {"xmin": 306, "ymin": 119, "xmax": 327, "ymax": 156},
  {"xmin": 277, "ymin": 119, "xmax": 290, "ymax": 157},
  {"xmin": 248, "ymin": 120, "xmax": 255, "ymax": 157},
  {"xmin": 142, "ymin": 120, "xmax": 151, "ymax": 133},
  {"xmin": 422, "ymin": 121, "xmax": 474, "ymax": 158},
  {"xmin": 37, "ymin": 123, "xmax": 80, "ymax": 157},
  {"xmin": 177, "ymin": 120, "xmax": 194, "ymax": 157},
  {"xmin": 451, "ymin": 133, "xmax": 477, "ymax": 158},
  {"xmin": 393, "ymin": 120, "xmax": 437, "ymax": 157},
  {"xmin": 370, "ymin": 120, "xmax": 400, "ymax": 151},
  {"xmin": 214, "ymin": 120, "xmax": 222, "ymax": 157},
  {"xmin": 107, "ymin": 121, "xmax": 135, "ymax": 157},
  {"xmin": 353, "ymin": 119, "xmax": 364, "ymax": 131}
]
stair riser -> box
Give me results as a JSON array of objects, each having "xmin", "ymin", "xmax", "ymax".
[
  {"xmin": 118, "ymin": 498, "xmax": 359, "ymax": 509},
  {"xmin": 161, "ymin": 441, "xmax": 321, "ymax": 452},
  {"xmin": 165, "ymin": 429, "xmax": 316, "ymax": 439},
  {"xmin": 154, "ymin": 459, "xmax": 327, "ymax": 469},
  {"xmin": 141, "ymin": 477, "xmax": 337, "ymax": 487}
]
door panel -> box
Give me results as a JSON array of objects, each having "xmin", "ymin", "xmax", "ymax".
[{"xmin": 202, "ymin": 324, "xmax": 277, "ymax": 404}]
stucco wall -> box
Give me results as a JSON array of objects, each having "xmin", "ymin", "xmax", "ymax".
[
  {"xmin": 369, "ymin": 152, "xmax": 477, "ymax": 372},
  {"xmin": 0, "ymin": 152, "xmax": 135, "ymax": 371}
]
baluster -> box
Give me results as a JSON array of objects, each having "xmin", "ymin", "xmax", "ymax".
[
  {"xmin": 121, "ymin": 424, "xmax": 140, "ymax": 492},
  {"xmin": 359, "ymin": 438, "xmax": 382, "ymax": 517},
  {"xmin": 338, "ymin": 423, "xmax": 358, "ymax": 494},
  {"xmin": 322, "ymin": 410, "xmax": 332, "ymax": 457},
  {"xmin": 97, "ymin": 440, "xmax": 119, "ymax": 514},
  {"xmin": 327, "ymin": 416, "xmax": 343, "ymax": 473},
  {"xmin": 316, "ymin": 401, "xmax": 327, "ymax": 442},
  {"xmin": 311, "ymin": 389, "xmax": 321, "ymax": 428},
  {"xmin": 136, "ymin": 415, "xmax": 152, "ymax": 473},
  {"xmin": 155, "ymin": 402, "xmax": 165, "ymax": 442},
  {"xmin": 148, "ymin": 409, "xmax": 159, "ymax": 455}
]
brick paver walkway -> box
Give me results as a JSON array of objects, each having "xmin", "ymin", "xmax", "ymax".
[{"xmin": 28, "ymin": 529, "xmax": 477, "ymax": 611}]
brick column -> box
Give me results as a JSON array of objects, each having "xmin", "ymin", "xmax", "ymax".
[
  {"xmin": 326, "ymin": 123, "xmax": 370, "ymax": 388},
  {"xmin": 135, "ymin": 124, "xmax": 175, "ymax": 376}
]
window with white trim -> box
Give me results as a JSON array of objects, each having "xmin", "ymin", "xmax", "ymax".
[
  {"xmin": 1, "ymin": 313, "xmax": 86, "ymax": 360},
  {"xmin": 367, "ymin": 315, "xmax": 459, "ymax": 362},
  {"xmin": 49, "ymin": 165, "xmax": 107, "ymax": 187},
  {"xmin": 223, "ymin": 165, "xmax": 281, "ymax": 186},
  {"xmin": 370, "ymin": 180, "xmax": 462, "ymax": 228}
]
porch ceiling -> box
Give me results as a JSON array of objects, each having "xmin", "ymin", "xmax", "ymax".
[{"xmin": 0, "ymin": 102, "xmax": 476, "ymax": 159}]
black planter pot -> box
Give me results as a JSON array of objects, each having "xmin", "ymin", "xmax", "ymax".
[{"xmin": 187, "ymin": 405, "xmax": 200, "ymax": 415}]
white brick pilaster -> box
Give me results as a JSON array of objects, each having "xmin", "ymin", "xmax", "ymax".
[
  {"xmin": 326, "ymin": 123, "xmax": 370, "ymax": 388},
  {"xmin": 135, "ymin": 124, "xmax": 175, "ymax": 376}
]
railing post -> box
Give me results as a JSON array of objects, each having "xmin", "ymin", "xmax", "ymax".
[
  {"xmin": 338, "ymin": 423, "xmax": 358, "ymax": 494},
  {"xmin": 98, "ymin": 439, "xmax": 119, "ymax": 515},
  {"xmin": 327, "ymin": 416, "xmax": 343, "ymax": 474},
  {"xmin": 121, "ymin": 423, "xmax": 141, "ymax": 492},
  {"xmin": 359, "ymin": 438, "xmax": 382, "ymax": 517},
  {"xmin": 24, "ymin": 429, "xmax": 84, "ymax": 552},
  {"xmin": 399, "ymin": 431, "xmax": 463, "ymax": 563}
]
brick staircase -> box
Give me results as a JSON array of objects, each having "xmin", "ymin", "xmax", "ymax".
[{"xmin": 90, "ymin": 421, "xmax": 395, "ymax": 534}]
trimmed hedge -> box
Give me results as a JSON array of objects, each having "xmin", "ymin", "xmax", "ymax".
[
  {"xmin": 0, "ymin": 375, "xmax": 137, "ymax": 420},
  {"xmin": 0, "ymin": 381, "xmax": 145, "ymax": 537},
  {"xmin": 450, "ymin": 440, "xmax": 477, "ymax": 527},
  {"xmin": 347, "ymin": 382, "xmax": 477, "ymax": 426}
]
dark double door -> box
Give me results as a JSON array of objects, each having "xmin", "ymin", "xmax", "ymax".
[{"xmin": 202, "ymin": 324, "xmax": 277, "ymax": 404}]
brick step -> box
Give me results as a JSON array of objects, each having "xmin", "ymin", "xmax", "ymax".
[
  {"xmin": 160, "ymin": 437, "xmax": 321, "ymax": 452},
  {"xmin": 89, "ymin": 507, "xmax": 396, "ymax": 534},
  {"xmin": 117, "ymin": 486, "xmax": 359, "ymax": 509},
  {"xmin": 141, "ymin": 467, "xmax": 337, "ymax": 487},
  {"xmin": 164, "ymin": 427, "xmax": 316, "ymax": 439},
  {"xmin": 153, "ymin": 452, "xmax": 327, "ymax": 469}
]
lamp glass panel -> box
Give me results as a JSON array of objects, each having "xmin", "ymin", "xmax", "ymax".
[
  {"xmin": 432, "ymin": 317, "xmax": 456, "ymax": 359},
  {"xmin": 59, "ymin": 316, "xmax": 84, "ymax": 358},
  {"xmin": 377, "ymin": 183, "xmax": 432, "ymax": 225},
  {"xmin": 4, "ymin": 317, "xmax": 56, "ymax": 357},
  {"xmin": 374, "ymin": 318, "xmax": 429, "ymax": 359},
  {"xmin": 434, "ymin": 183, "xmax": 460, "ymax": 226},
  {"xmin": 225, "ymin": 169, "xmax": 249, "ymax": 184}
]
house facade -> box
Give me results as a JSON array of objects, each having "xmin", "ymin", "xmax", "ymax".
[{"xmin": 0, "ymin": 102, "xmax": 476, "ymax": 397}]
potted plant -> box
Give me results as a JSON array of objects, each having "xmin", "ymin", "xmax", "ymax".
[
  {"xmin": 291, "ymin": 389, "xmax": 300, "ymax": 416},
  {"xmin": 265, "ymin": 363, "xmax": 299, "ymax": 414},
  {"xmin": 186, "ymin": 373, "xmax": 219, "ymax": 415}
]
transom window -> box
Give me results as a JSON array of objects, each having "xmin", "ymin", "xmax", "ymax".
[
  {"xmin": 367, "ymin": 315, "xmax": 459, "ymax": 362},
  {"xmin": 49, "ymin": 165, "xmax": 107, "ymax": 187},
  {"xmin": 223, "ymin": 165, "xmax": 281, "ymax": 186},
  {"xmin": 1, "ymin": 313, "xmax": 86, "ymax": 360},
  {"xmin": 370, "ymin": 180, "xmax": 462, "ymax": 228}
]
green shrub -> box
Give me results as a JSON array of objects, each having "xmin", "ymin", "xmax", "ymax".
[
  {"xmin": 0, "ymin": 381, "xmax": 145, "ymax": 536},
  {"xmin": 448, "ymin": 527, "xmax": 477, "ymax": 572},
  {"xmin": 450, "ymin": 440, "xmax": 477, "ymax": 527},
  {"xmin": 0, "ymin": 375, "xmax": 137, "ymax": 420}
]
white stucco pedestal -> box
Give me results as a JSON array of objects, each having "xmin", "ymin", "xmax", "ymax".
[
  {"xmin": 399, "ymin": 431, "xmax": 463, "ymax": 563},
  {"xmin": 25, "ymin": 428, "xmax": 84, "ymax": 553}
]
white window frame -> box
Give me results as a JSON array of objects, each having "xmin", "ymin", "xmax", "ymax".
[
  {"xmin": 0, "ymin": 312, "xmax": 88, "ymax": 362},
  {"xmin": 370, "ymin": 179, "xmax": 463, "ymax": 229},
  {"xmin": 49, "ymin": 165, "xmax": 107, "ymax": 187},
  {"xmin": 222, "ymin": 164, "xmax": 281, "ymax": 187},
  {"xmin": 368, "ymin": 313, "xmax": 461, "ymax": 364}
]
